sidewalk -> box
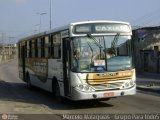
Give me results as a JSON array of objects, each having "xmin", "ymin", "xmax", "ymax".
[{"xmin": 136, "ymin": 72, "xmax": 160, "ymax": 93}]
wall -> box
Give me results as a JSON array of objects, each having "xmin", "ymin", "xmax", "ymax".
[{"xmin": 132, "ymin": 26, "xmax": 160, "ymax": 74}]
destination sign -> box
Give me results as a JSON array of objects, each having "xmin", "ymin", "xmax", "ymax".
[
  {"xmin": 75, "ymin": 25, "xmax": 91, "ymax": 33},
  {"xmin": 95, "ymin": 24, "xmax": 130, "ymax": 32},
  {"xmin": 73, "ymin": 23, "xmax": 131, "ymax": 34}
]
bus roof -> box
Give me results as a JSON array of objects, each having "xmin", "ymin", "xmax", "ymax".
[
  {"xmin": 70, "ymin": 20, "xmax": 130, "ymax": 26},
  {"xmin": 18, "ymin": 20, "xmax": 131, "ymax": 42}
]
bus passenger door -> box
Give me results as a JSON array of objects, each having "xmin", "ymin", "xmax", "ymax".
[
  {"xmin": 21, "ymin": 45, "xmax": 26, "ymax": 81},
  {"xmin": 62, "ymin": 38, "xmax": 70, "ymax": 96}
]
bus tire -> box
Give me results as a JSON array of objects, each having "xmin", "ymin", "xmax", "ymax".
[
  {"xmin": 26, "ymin": 73, "xmax": 32, "ymax": 89},
  {"xmin": 53, "ymin": 81, "xmax": 63, "ymax": 102}
]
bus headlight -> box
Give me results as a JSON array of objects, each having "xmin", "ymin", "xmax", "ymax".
[
  {"xmin": 75, "ymin": 84, "xmax": 95, "ymax": 92},
  {"xmin": 121, "ymin": 80, "xmax": 134, "ymax": 89},
  {"xmin": 129, "ymin": 80, "xmax": 134, "ymax": 86},
  {"xmin": 125, "ymin": 82, "xmax": 130, "ymax": 88}
]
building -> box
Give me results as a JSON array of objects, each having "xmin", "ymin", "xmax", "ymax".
[
  {"xmin": 132, "ymin": 26, "xmax": 160, "ymax": 74},
  {"xmin": 0, "ymin": 44, "xmax": 17, "ymax": 62}
]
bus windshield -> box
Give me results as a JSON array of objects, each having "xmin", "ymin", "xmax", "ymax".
[{"xmin": 71, "ymin": 35, "xmax": 132, "ymax": 72}]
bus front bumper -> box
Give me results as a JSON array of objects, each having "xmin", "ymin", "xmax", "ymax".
[{"xmin": 71, "ymin": 85, "xmax": 136, "ymax": 101}]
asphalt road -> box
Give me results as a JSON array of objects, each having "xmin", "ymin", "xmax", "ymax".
[{"xmin": 0, "ymin": 60, "xmax": 160, "ymax": 120}]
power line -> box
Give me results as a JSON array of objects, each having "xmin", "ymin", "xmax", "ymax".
[{"xmin": 132, "ymin": 8, "xmax": 160, "ymax": 27}]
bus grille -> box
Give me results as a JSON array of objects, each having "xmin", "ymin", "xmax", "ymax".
[
  {"xmin": 85, "ymin": 70, "xmax": 134, "ymax": 85},
  {"xmin": 92, "ymin": 82, "xmax": 124, "ymax": 91}
]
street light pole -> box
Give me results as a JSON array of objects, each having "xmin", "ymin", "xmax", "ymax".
[
  {"xmin": 50, "ymin": 0, "xmax": 52, "ymax": 30},
  {"xmin": 40, "ymin": 13, "xmax": 47, "ymax": 32},
  {"xmin": 37, "ymin": 12, "xmax": 47, "ymax": 32}
]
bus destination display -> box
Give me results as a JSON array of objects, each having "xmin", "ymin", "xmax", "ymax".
[{"xmin": 74, "ymin": 23, "xmax": 131, "ymax": 34}]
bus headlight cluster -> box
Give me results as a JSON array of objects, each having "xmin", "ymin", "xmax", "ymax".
[
  {"xmin": 122, "ymin": 80, "xmax": 135, "ymax": 89},
  {"xmin": 75, "ymin": 84, "xmax": 95, "ymax": 92}
]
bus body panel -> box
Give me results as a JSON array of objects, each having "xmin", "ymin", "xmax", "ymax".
[
  {"xmin": 24, "ymin": 58, "xmax": 51, "ymax": 92},
  {"xmin": 48, "ymin": 59, "xmax": 63, "ymax": 81},
  {"xmin": 48, "ymin": 59, "xmax": 65, "ymax": 96}
]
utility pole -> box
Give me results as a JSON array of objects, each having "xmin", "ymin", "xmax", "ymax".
[{"xmin": 8, "ymin": 36, "xmax": 15, "ymax": 59}]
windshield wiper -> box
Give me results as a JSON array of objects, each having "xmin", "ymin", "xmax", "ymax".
[
  {"xmin": 86, "ymin": 34, "xmax": 103, "ymax": 48},
  {"xmin": 87, "ymin": 42, "xmax": 94, "ymax": 62},
  {"xmin": 87, "ymin": 33, "xmax": 104, "ymax": 59},
  {"xmin": 111, "ymin": 33, "xmax": 120, "ymax": 55},
  {"xmin": 102, "ymin": 36, "xmax": 108, "ymax": 71}
]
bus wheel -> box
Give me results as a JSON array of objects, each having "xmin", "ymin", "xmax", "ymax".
[
  {"xmin": 26, "ymin": 73, "xmax": 32, "ymax": 89},
  {"xmin": 54, "ymin": 82, "xmax": 63, "ymax": 102}
]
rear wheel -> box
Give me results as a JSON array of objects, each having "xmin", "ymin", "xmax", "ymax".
[
  {"xmin": 26, "ymin": 73, "xmax": 32, "ymax": 89},
  {"xmin": 53, "ymin": 81, "xmax": 63, "ymax": 102}
]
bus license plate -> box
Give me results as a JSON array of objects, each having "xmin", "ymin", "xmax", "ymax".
[{"xmin": 103, "ymin": 92, "xmax": 114, "ymax": 97}]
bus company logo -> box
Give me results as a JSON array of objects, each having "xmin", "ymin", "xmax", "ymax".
[
  {"xmin": 2, "ymin": 114, "xmax": 8, "ymax": 120},
  {"xmin": 106, "ymin": 72, "xmax": 118, "ymax": 76},
  {"xmin": 98, "ymin": 72, "xmax": 118, "ymax": 77}
]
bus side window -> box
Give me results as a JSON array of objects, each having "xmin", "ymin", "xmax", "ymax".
[
  {"xmin": 50, "ymin": 34, "xmax": 54, "ymax": 58},
  {"xmin": 31, "ymin": 40, "xmax": 35, "ymax": 58},
  {"xmin": 45, "ymin": 36, "xmax": 49, "ymax": 58},
  {"xmin": 27, "ymin": 41, "xmax": 29, "ymax": 58},
  {"xmin": 29, "ymin": 40, "xmax": 32, "ymax": 58},
  {"xmin": 25, "ymin": 42, "xmax": 27, "ymax": 58},
  {"xmin": 37, "ymin": 38, "xmax": 41, "ymax": 58},
  {"xmin": 52, "ymin": 33, "xmax": 61, "ymax": 58},
  {"xmin": 35, "ymin": 39, "xmax": 38, "ymax": 57},
  {"xmin": 41, "ymin": 37, "xmax": 45, "ymax": 58}
]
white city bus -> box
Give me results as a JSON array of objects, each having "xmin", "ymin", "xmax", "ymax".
[{"xmin": 18, "ymin": 20, "xmax": 136, "ymax": 101}]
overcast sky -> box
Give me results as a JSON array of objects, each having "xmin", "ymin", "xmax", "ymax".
[{"xmin": 0, "ymin": 0, "xmax": 160, "ymax": 42}]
